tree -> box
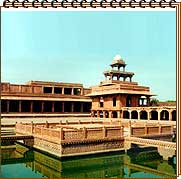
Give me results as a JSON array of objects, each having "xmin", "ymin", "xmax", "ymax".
[{"xmin": 150, "ymin": 98, "xmax": 159, "ymax": 106}]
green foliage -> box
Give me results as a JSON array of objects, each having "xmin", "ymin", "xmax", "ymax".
[{"xmin": 150, "ymin": 98, "xmax": 159, "ymax": 106}]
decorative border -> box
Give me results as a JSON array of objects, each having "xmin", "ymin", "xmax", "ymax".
[
  {"xmin": 1, "ymin": 0, "xmax": 179, "ymax": 8},
  {"xmin": 1, "ymin": 0, "xmax": 181, "ymax": 178}
]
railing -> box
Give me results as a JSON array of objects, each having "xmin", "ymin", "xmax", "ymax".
[
  {"xmin": 131, "ymin": 125, "xmax": 173, "ymax": 136},
  {"xmin": 15, "ymin": 123, "xmax": 124, "ymax": 144},
  {"xmin": 125, "ymin": 136, "xmax": 176, "ymax": 149}
]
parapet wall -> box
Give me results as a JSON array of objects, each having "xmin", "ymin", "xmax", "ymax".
[{"xmin": 15, "ymin": 122, "xmax": 125, "ymax": 157}]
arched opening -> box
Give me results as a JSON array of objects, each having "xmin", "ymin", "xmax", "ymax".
[
  {"xmin": 123, "ymin": 111, "xmax": 130, "ymax": 119},
  {"xmin": 131, "ymin": 110, "xmax": 138, "ymax": 119},
  {"xmin": 105, "ymin": 111, "xmax": 109, "ymax": 118},
  {"xmin": 160, "ymin": 110, "xmax": 169, "ymax": 120},
  {"xmin": 126, "ymin": 96, "xmax": 131, "ymax": 107},
  {"xmin": 100, "ymin": 111, "xmax": 103, "ymax": 118},
  {"xmin": 112, "ymin": 111, "xmax": 117, "ymax": 118},
  {"xmin": 150, "ymin": 111, "xmax": 158, "ymax": 120},
  {"xmin": 172, "ymin": 110, "xmax": 176, "ymax": 121},
  {"xmin": 112, "ymin": 76, "xmax": 118, "ymax": 80},
  {"xmin": 140, "ymin": 110, "xmax": 148, "ymax": 120}
]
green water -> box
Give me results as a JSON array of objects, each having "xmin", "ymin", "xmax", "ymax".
[{"xmin": 1, "ymin": 144, "xmax": 176, "ymax": 178}]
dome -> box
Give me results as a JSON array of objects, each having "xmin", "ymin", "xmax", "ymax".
[{"xmin": 113, "ymin": 54, "xmax": 122, "ymax": 61}]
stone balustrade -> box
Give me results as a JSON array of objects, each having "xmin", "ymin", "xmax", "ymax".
[{"xmin": 15, "ymin": 122, "xmax": 124, "ymax": 144}]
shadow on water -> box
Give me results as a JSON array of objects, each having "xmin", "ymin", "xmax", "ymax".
[{"xmin": 1, "ymin": 143, "xmax": 176, "ymax": 178}]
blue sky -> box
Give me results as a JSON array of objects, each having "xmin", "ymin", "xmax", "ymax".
[{"xmin": 2, "ymin": 11, "xmax": 176, "ymax": 101}]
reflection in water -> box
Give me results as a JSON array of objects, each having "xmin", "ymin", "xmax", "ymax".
[{"xmin": 1, "ymin": 144, "xmax": 176, "ymax": 178}]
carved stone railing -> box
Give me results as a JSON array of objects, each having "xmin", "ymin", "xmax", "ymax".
[
  {"xmin": 125, "ymin": 136, "xmax": 176, "ymax": 150},
  {"xmin": 15, "ymin": 123, "xmax": 124, "ymax": 144}
]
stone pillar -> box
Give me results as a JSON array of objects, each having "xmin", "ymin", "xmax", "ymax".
[
  {"xmin": 81, "ymin": 88, "xmax": 83, "ymax": 95},
  {"xmin": 158, "ymin": 110, "xmax": 161, "ymax": 121},
  {"xmin": 41, "ymin": 101, "xmax": 44, "ymax": 113},
  {"xmin": 120, "ymin": 110, "xmax": 123, "ymax": 119},
  {"xmin": 52, "ymin": 87, "xmax": 54, "ymax": 94},
  {"xmin": 147, "ymin": 111, "xmax": 151, "ymax": 120},
  {"xmin": 52, "ymin": 101, "xmax": 55, "ymax": 112},
  {"xmin": 80, "ymin": 103, "xmax": 83, "ymax": 113},
  {"xmin": 71, "ymin": 88, "xmax": 74, "ymax": 95},
  {"xmin": 19, "ymin": 101, "xmax": 22, "ymax": 112},
  {"xmin": 97, "ymin": 111, "xmax": 100, "ymax": 118},
  {"xmin": 138, "ymin": 111, "xmax": 140, "ymax": 120},
  {"xmin": 109, "ymin": 111, "xmax": 112, "ymax": 118},
  {"xmin": 7, "ymin": 100, "xmax": 9, "ymax": 113},
  {"xmin": 117, "ymin": 111, "xmax": 121, "ymax": 118},
  {"xmin": 103, "ymin": 111, "xmax": 106, "ymax": 118},
  {"xmin": 62, "ymin": 102, "xmax": 64, "ymax": 112},
  {"xmin": 62, "ymin": 88, "xmax": 64, "ymax": 95},
  {"xmin": 130, "ymin": 77, "xmax": 132, "ymax": 82},
  {"xmin": 30, "ymin": 101, "xmax": 33, "ymax": 113},
  {"xmin": 169, "ymin": 111, "xmax": 172, "ymax": 121},
  {"xmin": 71, "ymin": 102, "xmax": 74, "ymax": 112}
]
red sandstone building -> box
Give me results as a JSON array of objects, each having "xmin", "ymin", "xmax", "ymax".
[
  {"xmin": 1, "ymin": 55, "xmax": 176, "ymax": 121},
  {"xmin": 87, "ymin": 55, "xmax": 176, "ymax": 121},
  {"xmin": 1, "ymin": 81, "xmax": 91, "ymax": 114}
]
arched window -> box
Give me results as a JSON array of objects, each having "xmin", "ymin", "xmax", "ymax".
[{"xmin": 131, "ymin": 110, "xmax": 138, "ymax": 119}]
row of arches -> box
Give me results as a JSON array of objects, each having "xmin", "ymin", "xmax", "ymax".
[
  {"xmin": 123, "ymin": 110, "xmax": 176, "ymax": 121},
  {"xmin": 92, "ymin": 110, "xmax": 176, "ymax": 121}
]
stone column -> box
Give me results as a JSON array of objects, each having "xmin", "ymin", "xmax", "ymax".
[
  {"xmin": 97, "ymin": 111, "xmax": 100, "ymax": 118},
  {"xmin": 71, "ymin": 102, "xmax": 74, "ymax": 112},
  {"xmin": 52, "ymin": 87, "xmax": 54, "ymax": 94},
  {"xmin": 130, "ymin": 77, "xmax": 132, "ymax": 82},
  {"xmin": 7, "ymin": 100, "xmax": 10, "ymax": 113},
  {"xmin": 62, "ymin": 102, "xmax": 64, "ymax": 112},
  {"xmin": 158, "ymin": 110, "xmax": 161, "ymax": 121},
  {"xmin": 120, "ymin": 110, "xmax": 123, "ymax": 119},
  {"xmin": 41, "ymin": 101, "xmax": 44, "ymax": 113},
  {"xmin": 62, "ymin": 88, "xmax": 64, "ymax": 95},
  {"xmin": 169, "ymin": 110, "xmax": 172, "ymax": 121},
  {"xmin": 138, "ymin": 111, "xmax": 141, "ymax": 120},
  {"xmin": 147, "ymin": 111, "xmax": 151, "ymax": 120},
  {"xmin": 80, "ymin": 103, "xmax": 84, "ymax": 113},
  {"xmin": 103, "ymin": 111, "xmax": 106, "ymax": 118},
  {"xmin": 52, "ymin": 101, "xmax": 55, "ymax": 112},
  {"xmin": 71, "ymin": 88, "xmax": 74, "ymax": 95},
  {"xmin": 19, "ymin": 101, "xmax": 22, "ymax": 112},
  {"xmin": 30, "ymin": 101, "xmax": 33, "ymax": 113},
  {"xmin": 117, "ymin": 111, "xmax": 121, "ymax": 118},
  {"xmin": 81, "ymin": 88, "xmax": 83, "ymax": 95},
  {"xmin": 109, "ymin": 111, "xmax": 112, "ymax": 118}
]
